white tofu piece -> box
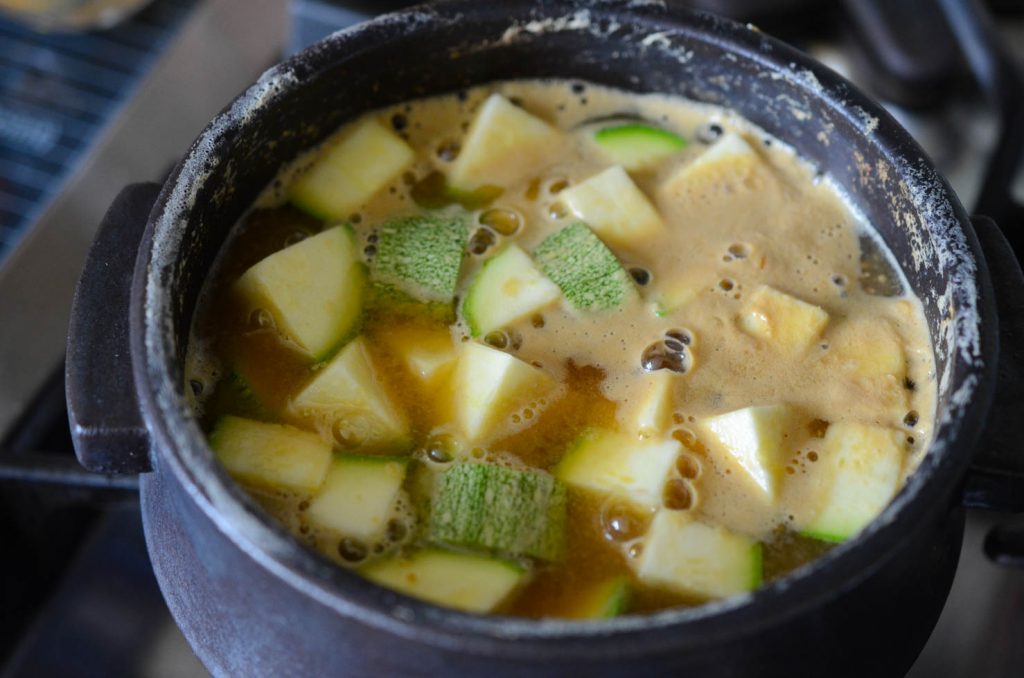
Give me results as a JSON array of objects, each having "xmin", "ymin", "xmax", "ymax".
[
  {"xmin": 634, "ymin": 511, "xmax": 762, "ymax": 599},
  {"xmin": 704, "ymin": 404, "xmax": 794, "ymax": 500},
  {"xmin": 448, "ymin": 93, "xmax": 564, "ymax": 191},
  {"xmin": 560, "ymin": 165, "xmax": 664, "ymax": 249}
]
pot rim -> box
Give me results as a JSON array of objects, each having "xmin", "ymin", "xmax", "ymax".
[{"xmin": 130, "ymin": 0, "xmax": 996, "ymax": 659}]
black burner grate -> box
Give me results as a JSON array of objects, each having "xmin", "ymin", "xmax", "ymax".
[{"xmin": 0, "ymin": 0, "xmax": 197, "ymax": 263}]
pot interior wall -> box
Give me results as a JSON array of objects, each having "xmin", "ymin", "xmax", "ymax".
[{"xmin": 150, "ymin": 0, "xmax": 980, "ymax": 589}]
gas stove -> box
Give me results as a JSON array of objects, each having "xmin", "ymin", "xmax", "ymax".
[{"xmin": 0, "ymin": 1, "xmax": 1022, "ymax": 676}]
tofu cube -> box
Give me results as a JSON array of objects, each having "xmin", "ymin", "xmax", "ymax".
[
  {"xmin": 634, "ymin": 511, "xmax": 762, "ymax": 599},
  {"xmin": 703, "ymin": 404, "xmax": 794, "ymax": 501},
  {"xmin": 560, "ymin": 166, "xmax": 664, "ymax": 249},
  {"xmin": 739, "ymin": 285, "xmax": 829, "ymax": 352},
  {"xmin": 449, "ymin": 94, "xmax": 564, "ymax": 191}
]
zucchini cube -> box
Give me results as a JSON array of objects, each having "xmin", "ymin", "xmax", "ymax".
[
  {"xmin": 738, "ymin": 285, "xmax": 829, "ymax": 352},
  {"xmin": 661, "ymin": 131, "xmax": 759, "ymax": 196},
  {"xmin": 802, "ymin": 422, "xmax": 905, "ymax": 542},
  {"xmin": 560, "ymin": 165, "xmax": 664, "ymax": 250},
  {"xmin": 703, "ymin": 404, "xmax": 794, "ymax": 501},
  {"xmin": 233, "ymin": 225, "xmax": 364, "ymax": 361},
  {"xmin": 361, "ymin": 548, "xmax": 525, "ymax": 613},
  {"xmin": 291, "ymin": 337, "xmax": 411, "ymax": 451},
  {"xmin": 462, "ymin": 244, "xmax": 562, "ymax": 336},
  {"xmin": 210, "ymin": 416, "xmax": 332, "ymax": 494},
  {"xmin": 448, "ymin": 93, "xmax": 564, "ymax": 191},
  {"xmin": 290, "ymin": 117, "xmax": 414, "ymax": 222},
  {"xmin": 372, "ymin": 214, "xmax": 468, "ymax": 306},
  {"xmin": 533, "ymin": 222, "xmax": 638, "ymax": 312},
  {"xmin": 634, "ymin": 511, "xmax": 762, "ymax": 599},
  {"xmin": 449, "ymin": 342, "xmax": 556, "ymax": 442},
  {"xmin": 307, "ymin": 455, "xmax": 408, "ymax": 542},
  {"xmin": 380, "ymin": 323, "xmax": 458, "ymax": 387},
  {"xmin": 554, "ymin": 430, "xmax": 681, "ymax": 510},
  {"xmin": 592, "ymin": 123, "xmax": 686, "ymax": 171}
]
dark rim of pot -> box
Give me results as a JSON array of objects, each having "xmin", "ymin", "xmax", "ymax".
[{"xmin": 130, "ymin": 0, "xmax": 995, "ymax": 661}]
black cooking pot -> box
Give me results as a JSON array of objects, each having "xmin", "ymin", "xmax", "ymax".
[{"xmin": 65, "ymin": 2, "xmax": 1024, "ymax": 676}]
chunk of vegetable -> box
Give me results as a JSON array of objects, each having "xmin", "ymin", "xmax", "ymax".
[
  {"xmin": 593, "ymin": 123, "xmax": 686, "ymax": 171},
  {"xmin": 372, "ymin": 214, "xmax": 468, "ymax": 305},
  {"xmin": 801, "ymin": 421, "xmax": 904, "ymax": 542},
  {"xmin": 291, "ymin": 337, "xmax": 411, "ymax": 451},
  {"xmin": 738, "ymin": 285, "xmax": 829, "ymax": 352},
  {"xmin": 290, "ymin": 117, "xmax": 414, "ymax": 221},
  {"xmin": 462, "ymin": 244, "xmax": 562, "ymax": 336},
  {"xmin": 449, "ymin": 342, "xmax": 556, "ymax": 442},
  {"xmin": 618, "ymin": 370, "xmax": 676, "ymax": 438},
  {"xmin": 379, "ymin": 323, "xmax": 457, "ymax": 387},
  {"xmin": 361, "ymin": 548, "xmax": 526, "ymax": 613},
  {"xmin": 661, "ymin": 131, "xmax": 759, "ymax": 196},
  {"xmin": 634, "ymin": 511, "xmax": 762, "ymax": 599},
  {"xmin": 703, "ymin": 404, "xmax": 794, "ymax": 501},
  {"xmin": 233, "ymin": 225, "xmax": 364, "ymax": 361},
  {"xmin": 209, "ymin": 415, "xmax": 332, "ymax": 494},
  {"xmin": 825, "ymin": 316, "xmax": 906, "ymax": 380},
  {"xmin": 558, "ymin": 577, "xmax": 630, "ymax": 619},
  {"xmin": 307, "ymin": 456, "xmax": 408, "ymax": 542},
  {"xmin": 559, "ymin": 166, "xmax": 664, "ymax": 249},
  {"xmin": 533, "ymin": 222, "xmax": 638, "ymax": 312},
  {"xmin": 448, "ymin": 93, "xmax": 564, "ymax": 191},
  {"xmin": 554, "ymin": 430, "xmax": 680, "ymax": 510},
  {"xmin": 430, "ymin": 463, "xmax": 567, "ymax": 561}
]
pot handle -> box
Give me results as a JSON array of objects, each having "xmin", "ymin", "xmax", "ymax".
[{"xmin": 66, "ymin": 182, "xmax": 161, "ymax": 474}]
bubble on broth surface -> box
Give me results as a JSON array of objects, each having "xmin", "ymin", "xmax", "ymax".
[{"xmin": 479, "ymin": 208, "xmax": 522, "ymax": 236}]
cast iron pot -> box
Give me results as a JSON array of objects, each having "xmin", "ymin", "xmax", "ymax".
[{"xmin": 66, "ymin": 1, "xmax": 1024, "ymax": 676}]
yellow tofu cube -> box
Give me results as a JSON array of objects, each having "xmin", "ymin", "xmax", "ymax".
[
  {"xmin": 739, "ymin": 285, "xmax": 829, "ymax": 352},
  {"xmin": 560, "ymin": 165, "xmax": 664, "ymax": 249},
  {"xmin": 449, "ymin": 93, "xmax": 564, "ymax": 191},
  {"xmin": 703, "ymin": 404, "xmax": 794, "ymax": 501}
]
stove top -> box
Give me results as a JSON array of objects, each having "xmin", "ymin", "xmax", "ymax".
[{"xmin": 1, "ymin": 1, "xmax": 1022, "ymax": 676}]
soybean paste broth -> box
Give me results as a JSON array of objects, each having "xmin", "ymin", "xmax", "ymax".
[{"xmin": 186, "ymin": 80, "xmax": 936, "ymax": 618}]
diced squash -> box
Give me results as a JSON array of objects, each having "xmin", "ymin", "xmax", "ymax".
[
  {"xmin": 462, "ymin": 244, "xmax": 562, "ymax": 336},
  {"xmin": 554, "ymin": 430, "xmax": 681, "ymax": 510},
  {"xmin": 379, "ymin": 323, "xmax": 457, "ymax": 387},
  {"xmin": 361, "ymin": 549, "xmax": 526, "ymax": 613},
  {"xmin": 559, "ymin": 166, "xmax": 664, "ymax": 249},
  {"xmin": 738, "ymin": 285, "xmax": 829, "ymax": 352},
  {"xmin": 291, "ymin": 337, "xmax": 410, "ymax": 451},
  {"xmin": 634, "ymin": 511, "xmax": 762, "ymax": 599},
  {"xmin": 448, "ymin": 93, "xmax": 564, "ymax": 191},
  {"xmin": 233, "ymin": 226, "xmax": 364, "ymax": 361},
  {"xmin": 307, "ymin": 456, "xmax": 408, "ymax": 542},
  {"xmin": 209, "ymin": 416, "xmax": 331, "ymax": 494},
  {"xmin": 651, "ymin": 265, "xmax": 715, "ymax": 317},
  {"xmin": 558, "ymin": 577, "xmax": 630, "ymax": 619},
  {"xmin": 430, "ymin": 463, "xmax": 566, "ymax": 561},
  {"xmin": 593, "ymin": 123, "xmax": 686, "ymax": 171},
  {"xmin": 618, "ymin": 370, "xmax": 676, "ymax": 438},
  {"xmin": 290, "ymin": 117, "xmax": 414, "ymax": 221},
  {"xmin": 449, "ymin": 342, "xmax": 556, "ymax": 442},
  {"xmin": 372, "ymin": 214, "xmax": 468, "ymax": 305},
  {"xmin": 703, "ymin": 404, "xmax": 794, "ymax": 501},
  {"xmin": 825, "ymin": 316, "xmax": 906, "ymax": 380},
  {"xmin": 533, "ymin": 222, "xmax": 638, "ymax": 312},
  {"xmin": 661, "ymin": 131, "xmax": 759, "ymax": 196},
  {"xmin": 801, "ymin": 422, "xmax": 905, "ymax": 543}
]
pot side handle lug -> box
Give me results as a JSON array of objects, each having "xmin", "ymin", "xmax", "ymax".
[{"xmin": 66, "ymin": 183, "xmax": 162, "ymax": 474}]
